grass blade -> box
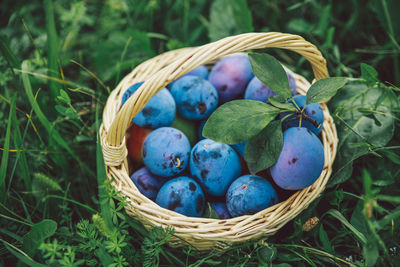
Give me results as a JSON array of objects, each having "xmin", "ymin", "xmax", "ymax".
[
  {"xmin": 96, "ymin": 99, "xmax": 114, "ymax": 230},
  {"xmin": 0, "ymin": 35, "xmax": 20, "ymax": 69},
  {"xmin": 0, "ymin": 95, "xmax": 16, "ymax": 202},
  {"xmin": 20, "ymin": 61, "xmax": 95, "ymax": 178},
  {"xmin": 43, "ymin": 0, "xmax": 60, "ymax": 104},
  {"xmin": 12, "ymin": 102, "xmax": 31, "ymax": 190},
  {"xmin": 324, "ymin": 209, "xmax": 367, "ymax": 244},
  {"xmin": 2, "ymin": 239, "xmax": 47, "ymax": 267}
]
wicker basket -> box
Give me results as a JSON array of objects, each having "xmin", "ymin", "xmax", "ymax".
[{"xmin": 100, "ymin": 32, "xmax": 338, "ymax": 251}]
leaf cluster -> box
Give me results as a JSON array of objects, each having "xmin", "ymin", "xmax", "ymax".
[{"xmin": 203, "ymin": 52, "xmax": 347, "ymax": 173}]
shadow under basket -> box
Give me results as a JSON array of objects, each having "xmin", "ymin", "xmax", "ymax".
[{"xmin": 100, "ymin": 32, "xmax": 338, "ymax": 251}]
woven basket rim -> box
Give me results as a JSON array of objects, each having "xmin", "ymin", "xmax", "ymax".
[{"xmin": 100, "ymin": 32, "xmax": 338, "ymax": 251}]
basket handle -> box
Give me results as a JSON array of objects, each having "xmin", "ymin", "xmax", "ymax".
[{"xmin": 104, "ymin": 32, "xmax": 329, "ymax": 152}]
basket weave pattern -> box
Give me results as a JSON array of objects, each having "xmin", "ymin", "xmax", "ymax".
[{"xmin": 100, "ymin": 32, "xmax": 338, "ymax": 250}]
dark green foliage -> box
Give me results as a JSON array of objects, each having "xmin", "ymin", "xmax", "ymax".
[
  {"xmin": 0, "ymin": 0, "xmax": 399, "ymax": 266},
  {"xmin": 249, "ymin": 53, "xmax": 292, "ymax": 99},
  {"xmin": 244, "ymin": 120, "xmax": 283, "ymax": 174},
  {"xmin": 203, "ymin": 100, "xmax": 280, "ymax": 144},
  {"xmin": 209, "ymin": 0, "xmax": 253, "ymax": 41},
  {"xmin": 305, "ymin": 77, "xmax": 347, "ymax": 104}
]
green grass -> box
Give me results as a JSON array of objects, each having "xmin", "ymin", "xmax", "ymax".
[{"xmin": 0, "ymin": 0, "xmax": 399, "ymax": 266}]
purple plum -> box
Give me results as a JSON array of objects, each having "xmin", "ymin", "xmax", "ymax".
[
  {"xmin": 270, "ymin": 127, "xmax": 324, "ymax": 190},
  {"xmin": 208, "ymin": 55, "xmax": 254, "ymax": 103},
  {"xmin": 168, "ymin": 65, "xmax": 209, "ymax": 88},
  {"xmin": 210, "ymin": 202, "xmax": 231, "ymax": 219},
  {"xmin": 130, "ymin": 167, "xmax": 166, "ymax": 200}
]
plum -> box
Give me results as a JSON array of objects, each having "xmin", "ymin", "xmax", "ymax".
[
  {"xmin": 130, "ymin": 167, "xmax": 166, "ymax": 200},
  {"xmin": 226, "ymin": 175, "xmax": 278, "ymax": 217},
  {"xmin": 287, "ymin": 71, "xmax": 297, "ymax": 95},
  {"xmin": 282, "ymin": 95, "xmax": 324, "ymax": 135},
  {"xmin": 208, "ymin": 55, "xmax": 254, "ymax": 103},
  {"xmin": 244, "ymin": 72, "xmax": 297, "ymax": 103},
  {"xmin": 210, "ymin": 202, "xmax": 231, "ymax": 219},
  {"xmin": 244, "ymin": 76, "xmax": 277, "ymax": 103},
  {"xmin": 232, "ymin": 141, "xmax": 247, "ymax": 158},
  {"xmin": 198, "ymin": 119, "xmax": 207, "ymax": 140},
  {"xmin": 190, "ymin": 139, "xmax": 242, "ymax": 196},
  {"xmin": 168, "ymin": 65, "xmax": 209, "ymax": 88},
  {"xmin": 121, "ymin": 82, "xmax": 144, "ymax": 105},
  {"xmin": 270, "ymin": 127, "xmax": 324, "ymax": 190},
  {"xmin": 143, "ymin": 127, "xmax": 191, "ymax": 177},
  {"xmin": 170, "ymin": 76, "xmax": 219, "ymax": 120},
  {"xmin": 126, "ymin": 124, "xmax": 152, "ymax": 163},
  {"xmin": 121, "ymin": 82, "xmax": 176, "ymax": 129},
  {"xmin": 156, "ymin": 176, "xmax": 205, "ymax": 217}
]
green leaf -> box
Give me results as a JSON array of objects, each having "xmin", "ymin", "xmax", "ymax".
[
  {"xmin": 248, "ymin": 53, "xmax": 291, "ymax": 99},
  {"xmin": 95, "ymin": 247, "xmax": 114, "ymax": 267},
  {"xmin": 2, "ymin": 241, "xmax": 47, "ymax": 267},
  {"xmin": 209, "ymin": 0, "xmax": 253, "ymax": 41},
  {"xmin": 318, "ymin": 225, "xmax": 333, "ymax": 253},
  {"xmin": 244, "ymin": 120, "xmax": 283, "ymax": 174},
  {"xmin": 257, "ymin": 245, "xmax": 277, "ymax": 265},
  {"xmin": 269, "ymin": 95, "xmax": 296, "ymax": 110},
  {"xmin": 306, "ymin": 77, "xmax": 347, "ymax": 104},
  {"xmin": 350, "ymin": 201, "xmax": 370, "ymax": 238},
  {"xmin": 363, "ymin": 237, "xmax": 379, "ymax": 267},
  {"xmin": 203, "ymin": 100, "xmax": 280, "ymax": 144},
  {"xmin": 327, "ymin": 81, "xmax": 398, "ymax": 187},
  {"xmin": 324, "ymin": 209, "xmax": 367, "ymax": 244},
  {"xmin": 0, "ymin": 94, "xmax": 15, "ymax": 201},
  {"xmin": 361, "ymin": 63, "xmax": 379, "ymax": 84},
  {"xmin": 57, "ymin": 89, "xmax": 71, "ymax": 105},
  {"xmin": 23, "ymin": 219, "xmax": 57, "ymax": 257},
  {"xmin": 381, "ymin": 150, "xmax": 400, "ymax": 165},
  {"xmin": 203, "ymin": 203, "xmax": 219, "ymax": 219}
]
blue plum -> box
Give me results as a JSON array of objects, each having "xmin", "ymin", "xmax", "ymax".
[
  {"xmin": 168, "ymin": 65, "xmax": 209, "ymax": 88},
  {"xmin": 121, "ymin": 82, "xmax": 176, "ymax": 129},
  {"xmin": 170, "ymin": 76, "xmax": 219, "ymax": 120},
  {"xmin": 143, "ymin": 127, "xmax": 191, "ymax": 177},
  {"xmin": 270, "ymin": 127, "xmax": 324, "ymax": 190},
  {"xmin": 232, "ymin": 141, "xmax": 247, "ymax": 157},
  {"xmin": 121, "ymin": 82, "xmax": 144, "ymax": 106},
  {"xmin": 226, "ymin": 175, "xmax": 278, "ymax": 217},
  {"xmin": 208, "ymin": 55, "xmax": 254, "ymax": 103},
  {"xmin": 198, "ymin": 119, "xmax": 207, "ymax": 140},
  {"xmin": 244, "ymin": 76, "xmax": 277, "ymax": 102},
  {"xmin": 287, "ymin": 71, "xmax": 297, "ymax": 95},
  {"xmin": 244, "ymin": 72, "xmax": 297, "ymax": 103},
  {"xmin": 210, "ymin": 202, "xmax": 231, "ymax": 219},
  {"xmin": 130, "ymin": 167, "xmax": 166, "ymax": 200},
  {"xmin": 190, "ymin": 139, "xmax": 242, "ymax": 196},
  {"xmin": 156, "ymin": 176, "xmax": 205, "ymax": 217},
  {"xmin": 283, "ymin": 95, "xmax": 324, "ymax": 135}
]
